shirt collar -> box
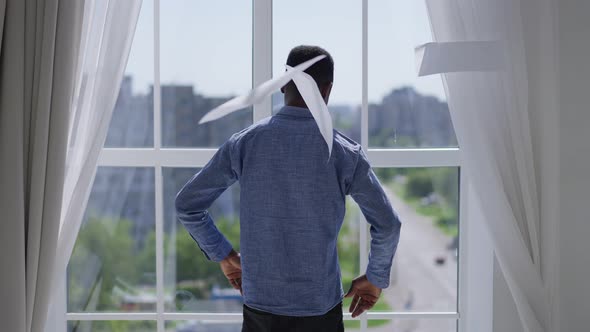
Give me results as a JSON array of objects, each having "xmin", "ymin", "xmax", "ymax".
[{"xmin": 275, "ymin": 105, "xmax": 314, "ymax": 119}]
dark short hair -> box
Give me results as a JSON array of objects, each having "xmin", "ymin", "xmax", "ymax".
[{"xmin": 286, "ymin": 45, "xmax": 334, "ymax": 89}]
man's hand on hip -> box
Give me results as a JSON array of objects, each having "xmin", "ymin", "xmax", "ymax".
[
  {"xmin": 345, "ymin": 274, "xmax": 382, "ymax": 318},
  {"xmin": 220, "ymin": 249, "xmax": 242, "ymax": 294}
]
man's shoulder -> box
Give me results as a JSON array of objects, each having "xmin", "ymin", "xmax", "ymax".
[
  {"xmin": 227, "ymin": 121, "xmax": 363, "ymax": 159},
  {"xmin": 333, "ymin": 130, "xmax": 362, "ymax": 155},
  {"xmin": 228, "ymin": 117, "xmax": 273, "ymax": 145}
]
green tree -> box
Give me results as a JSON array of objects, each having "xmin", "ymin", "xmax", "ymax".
[
  {"xmin": 68, "ymin": 218, "xmax": 141, "ymax": 312},
  {"xmin": 405, "ymin": 169, "xmax": 434, "ymax": 198},
  {"xmin": 174, "ymin": 225, "xmax": 225, "ymax": 283},
  {"xmin": 165, "ymin": 217, "xmax": 242, "ymax": 308}
]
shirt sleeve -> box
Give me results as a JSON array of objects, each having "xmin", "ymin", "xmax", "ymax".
[
  {"xmin": 174, "ymin": 137, "xmax": 239, "ymax": 262},
  {"xmin": 348, "ymin": 147, "xmax": 402, "ymax": 288}
]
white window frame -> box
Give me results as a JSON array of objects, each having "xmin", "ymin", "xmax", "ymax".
[{"xmin": 55, "ymin": 0, "xmax": 493, "ymax": 331}]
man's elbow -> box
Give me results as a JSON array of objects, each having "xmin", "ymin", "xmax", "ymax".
[
  {"xmin": 383, "ymin": 214, "xmax": 402, "ymax": 237},
  {"xmin": 175, "ymin": 190, "xmax": 208, "ymax": 222},
  {"xmin": 174, "ymin": 189, "xmax": 192, "ymax": 219},
  {"xmin": 392, "ymin": 214, "xmax": 402, "ymax": 229}
]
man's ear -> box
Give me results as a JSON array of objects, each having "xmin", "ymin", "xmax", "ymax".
[{"xmin": 280, "ymin": 68, "xmax": 290, "ymax": 94}]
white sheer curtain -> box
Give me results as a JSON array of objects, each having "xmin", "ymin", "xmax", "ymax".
[
  {"xmin": 53, "ymin": 0, "xmax": 142, "ymax": 288},
  {"xmin": 0, "ymin": 1, "xmax": 83, "ymax": 331},
  {"xmin": 417, "ymin": 0, "xmax": 557, "ymax": 331}
]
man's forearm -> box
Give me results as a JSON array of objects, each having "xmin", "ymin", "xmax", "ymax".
[
  {"xmin": 178, "ymin": 210, "xmax": 233, "ymax": 262},
  {"xmin": 366, "ymin": 220, "xmax": 401, "ymax": 288},
  {"xmin": 349, "ymin": 149, "xmax": 402, "ymax": 288}
]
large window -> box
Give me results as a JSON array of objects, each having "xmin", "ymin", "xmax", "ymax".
[{"xmin": 64, "ymin": 1, "xmax": 468, "ymax": 331}]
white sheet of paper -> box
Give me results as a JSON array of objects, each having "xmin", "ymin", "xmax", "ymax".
[
  {"xmin": 415, "ymin": 41, "xmax": 504, "ymax": 76},
  {"xmin": 198, "ymin": 54, "xmax": 334, "ymax": 157},
  {"xmin": 287, "ymin": 65, "xmax": 333, "ymax": 156},
  {"xmin": 199, "ymin": 55, "xmax": 326, "ymax": 123}
]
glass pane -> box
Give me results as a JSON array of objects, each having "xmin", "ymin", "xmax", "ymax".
[
  {"xmin": 370, "ymin": 168, "xmax": 459, "ymax": 312},
  {"xmin": 163, "ymin": 168, "xmax": 242, "ymax": 312},
  {"xmin": 273, "ymin": 0, "xmax": 361, "ymax": 142},
  {"xmin": 104, "ymin": 0, "xmax": 154, "ymax": 148},
  {"xmin": 161, "ymin": 0, "xmax": 252, "ymax": 147},
  {"xmin": 166, "ymin": 320, "xmax": 242, "ymax": 332},
  {"xmin": 363, "ymin": 319, "xmax": 457, "ymax": 332},
  {"xmin": 368, "ymin": 1, "xmax": 457, "ymax": 148},
  {"xmin": 67, "ymin": 320, "xmax": 156, "ymax": 332},
  {"xmin": 68, "ymin": 168, "xmax": 155, "ymax": 312},
  {"xmin": 340, "ymin": 197, "xmax": 361, "ymax": 300}
]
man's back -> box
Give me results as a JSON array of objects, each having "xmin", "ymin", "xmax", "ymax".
[{"xmin": 237, "ymin": 106, "xmax": 359, "ymax": 315}]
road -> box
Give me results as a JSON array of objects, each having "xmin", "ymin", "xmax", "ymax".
[{"xmin": 361, "ymin": 187, "xmax": 458, "ymax": 332}]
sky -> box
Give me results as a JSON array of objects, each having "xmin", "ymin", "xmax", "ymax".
[{"xmin": 125, "ymin": 0, "xmax": 446, "ymax": 105}]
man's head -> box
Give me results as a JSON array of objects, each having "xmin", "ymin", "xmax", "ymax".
[{"xmin": 281, "ymin": 45, "xmax": 334, "ymax": 107}]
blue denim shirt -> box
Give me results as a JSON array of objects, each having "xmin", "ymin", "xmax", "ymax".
[{"xmin": 175, "ymin": 106, "xmax": 401, "ymax": 316}]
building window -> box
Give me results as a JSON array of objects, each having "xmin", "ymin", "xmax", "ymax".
[{"xmin": 64, "ymin": 1, "xmax": 466, "ymax": 331}]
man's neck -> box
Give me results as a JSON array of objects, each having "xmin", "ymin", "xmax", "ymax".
[{"xmin": 285, "ymin": 100, "xmax": 307, "ymax": 108}]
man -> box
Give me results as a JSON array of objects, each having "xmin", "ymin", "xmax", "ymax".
[{"xmin": 175, "ymin": 45, "xmax": 401, "ymax": 332}]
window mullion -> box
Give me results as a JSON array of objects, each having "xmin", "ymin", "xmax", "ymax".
[
  {"xmin": 458, "ymin": 169, "xmax": 468, "ymax": 332},
  {"xmin": 367, "ymin": 149, "xmax": 461, "ymax": 167},
  {"xmin": 154, "ymin": 0, "xmax": 162, "ymax": 151},
  {"xmin": 97, "ymin": 148, "xmax": 461, "ymax": 168},
  {"xmin": 360, "ymin": 0, "xmax": 369, "ymax": 330},
  {"xmin": 65, "ymin": 311, "xmax": 460, "ymax": 321},
  {"xmin": 155, "ymin": 165, "xmax": 165, "ymax": 331},
  {"xmin": 252, "ymin": 0, "xmax": 273, "ymax": 122},
  {"xmin": 361, "ymin": 0, "xmax": 369, "ymax": 152},
  {"xmin": 154, "ymin": 1, "xmax": 164, "ymax": 331},
  {"xmin": 459, "ymin": 173, "xmax": 494, "ymax": 332}
]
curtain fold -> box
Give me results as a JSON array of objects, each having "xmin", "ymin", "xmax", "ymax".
[
  {"xmin": 0, "ymin": 1, "xmax": 83, "ymax": 331},
  {"xmin": 0, "ymin": 0, "xmax": 5, "ymax": 53},
  {"xmin": 0, "ymin": 2, "xmax": 27, "ymax": 331},
  {"xmin": 420, "ymin": 0, "xmax": 556, "ymax": 331}
]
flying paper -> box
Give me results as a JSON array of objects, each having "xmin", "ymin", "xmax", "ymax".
[
  {"xmin": 198, "ymin": 54, "xmax": 333, "ymax": 157},
  {"xmin": 415, "ymin": 41, "xmax": 504, "ymax": 76},
  {"xmin": 286, "ymin": 65, "xmax": 333, "ymax": 156}
]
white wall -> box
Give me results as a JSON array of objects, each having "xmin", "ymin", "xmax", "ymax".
[{"xmin": 558, "ymin": 0, "xmax": 590, "ymax": 331}]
